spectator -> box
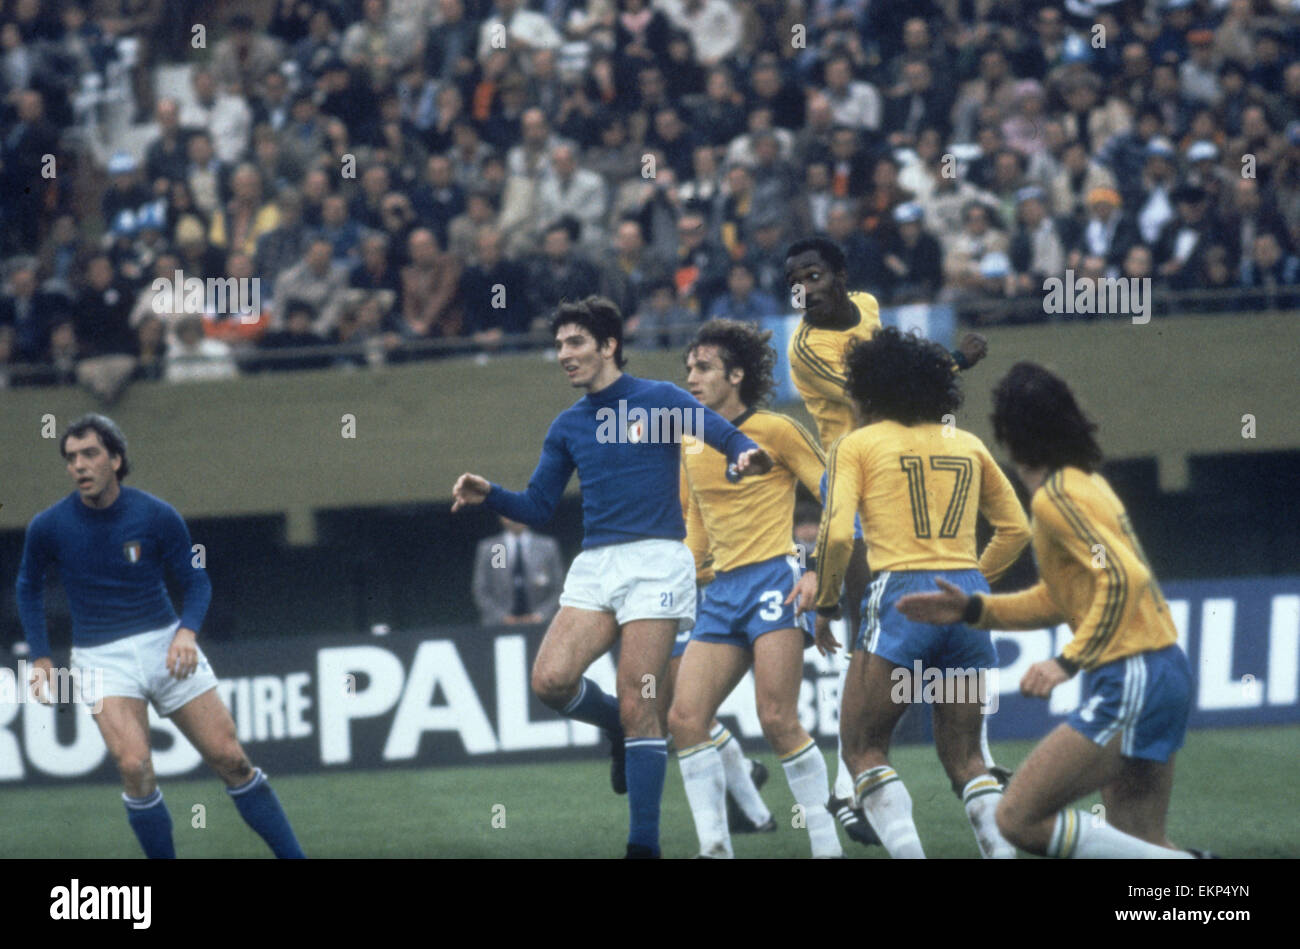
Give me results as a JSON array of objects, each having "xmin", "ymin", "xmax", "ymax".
[
  {"xmin": 446, "ymin": 190, "xmax": 500, "ymax": 264},
  {"xmin": 1063, "ymin": 187, "xmax": 1140, "ymax": 272},
  {"xmin": 526, "ymin": 219, "xmax": 602, "ymax": 317},
  {"xmin": 279, "ymin": 93, "xmax": 329, "ymax": 181},
  {"xmin": 687, "ymin": 66, "xmax": 747, "ymax": 148},
  {"xmin": 180, "ymin": 66, "xmax": 252, "ymax": 166},
  {"xmin": 256, "ymin": 300, "xmax": 333, "ymax": 372},
  {"xmin": 881, "ymin": 202, "xmax": 943, "ymax": 305},
  {"xmin": 477, "ymin": 0, "xmax": 562, "ymax": 63},
  {"xmin": 185, "ymin": 130, "xmax": 228, "ymax": 218},
  {"xmin": 670, "ymin": 209, "xmax": 728, "ymax": 313},
  {"xmin": 350, "ymin": 233, "xmax": 402, "ymax": 296},
  {"xmin": 73, "ymin": 255, "xmax": 138, "ymax": 402},
  {"xmin": 255, "ymin": 190, "xmax": 312, "ymax": 294},
  {"xmin": 0, "ymin": 90, "xmax": 58, "ymax": 255},
  {"xmin": 1238, "ymin": 232, "xmax": 1300, "ymax": 312},
  {"xmin": 629, "ymin": 277, "xmax": 693, "ymax": 349},
  {"xmin": 821, "ymin": 54, "xmax": 880, "ymax": 135},
  {"xmin": 461, "ymin": 227, "xmax": 531, "ymax": 343},
  {"xmin": 164, "ymin": 314, "xmax": 238, "ymax": 382},
  {"xmin": 941, "ymin": 201, "xmax": 1011, "ymax": 304},
  {"xmin": 1154, "ymin": 184, "xmax": 1217, "ymax": 290},
  {"xmin": 318, "ymin": 194, "xmax": 363, "ymax": 266},
  {"xmin": 646, "ymin": 105, "xmax": 696, "ymax": 180},
  {"xmin": 341, "ymin": 0, "xmax": 420, "ymax": 81},
  {"xmin": 352, "ymin": 165, "xmax": 394, "ymax": 231},
  {"xmin": 396, "ymin": 227, "xmax": 462, "ymax": 341},
  {"xmin": 210, "ymin": 164, "xmax": 281, "ymax": 257},
  {"xmin": 824, "ymin": 200, "xmax": 885, "ymax": 291},
  {"xmin": 1008, "ymin": 186, "xmax": 1067, "ymax": 294},
  {"xmin": 211, "ymin": 14, "xmax": 284, "ymax": 94},
  {"xmin": 1049, "ymin": 139, "xmax": 1119, "ymax": 223},
  {"xmin": 599, "ymin": 217, "xmax": 667, "ymax": 320},
  {"xmin": 472, "ymin": 516, "xmax": 564, "ymax": 627},
  {"xmin": 882, "ymin": 58, "xmax": 951, "ymax": 146},
  {"xmin": 707, "ymin": 260, "xmax": 780, "ymax": 321},
  {"xmin": 273, "ymin": 236, "xmax": 349, "ymax": 332},
  {"xmin": 251, "ymin": 68, "xmax": 294, "ymax": 134},
  {"xmin": 102, "ymin": 153, "xmax": 153, "ymax": 231},
  {"xmin": 536, "ymin": 144, "xmax": 608, "ymax": 251},
  {"xmin": 143, "ymin": 98, "xmax": 190, "ymax": 191},
  {"xmin": 425, "ymin": 0, "xmax": 476, "ymax": 80}
]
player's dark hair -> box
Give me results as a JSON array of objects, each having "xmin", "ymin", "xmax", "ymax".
[
  {"xmin": 550, "ymin": 296, "xmax": 627, "ymax": 368},
  {"xmin": 784, "ymin": 237, "xmax": 845, "ymax": 273},
  {"xmin": 991, "ymin": 363, "xmax": 1103, "ymax": 472},
  {"xmin": 844, "ymin": 326, "xmax": 961, "ymax": 426},
  {"xmin": 685, "ymin": 318, "xmax": 777, "ymax": 408},
  {"xmin": 61, "ymin": 414, "xmax": 130, "ymax": 480}
]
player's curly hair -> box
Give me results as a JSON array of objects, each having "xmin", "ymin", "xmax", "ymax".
[
  {"xmin": 844, "ymin": 326, "xmax": 962, "ymax": 425},
  {"xmin": 685, "ymin": 318, "xmax": 777, "ymax": 408},
  {"xmin": 991, "ymin": 362, "xmax": 1102, "ymax": 472},
  {"xmin": 550, "ymin": 296, "xmax": 627, "ymax": 368},
  {"xmin": 61, "ymin": 414, "xmax": 130, "ymax": 480},
  {"xmin": 784, "ymin": 237, "xmax": 845, "ymax": 274}
]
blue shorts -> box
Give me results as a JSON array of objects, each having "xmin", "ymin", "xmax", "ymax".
[
  {"xmin": 820, "ymin": 470, "xmax": 863, "ymax": 540},
  {"xmin": 1067, "ymin": 645, "xmax": 1191, "ymax": 762},
  {"xmin": 858, "ymin": 568, "xmax": 996, "ymax": 670},
  {"xmin": 682, "ymin": 555, "xmax": 814, "ymax": 654}
]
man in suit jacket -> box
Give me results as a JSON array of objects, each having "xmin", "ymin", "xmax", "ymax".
[{"xmin": 472, "ymin": 517, "xmax": 564, "ymax": 626}]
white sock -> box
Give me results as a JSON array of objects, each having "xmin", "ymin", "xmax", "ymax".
[
  {"xmin": 781, "ymin": 740, "xmax": 843, "ymax": 858},
  {"xmin": 711, "ymin": 724, "xmax": 770, "ymax": 826},
  {"xmin": 833, "ymin": 665, "xmax": 855, "ymax": 799},
  {"xmin": 960, "ymin": 774, "xmax": 1016, "ymax": 859},
  {"xmin": 1048, "ymin": 809, "xmax": 1194, "ymax": 859},
  {"xmin": 855, "ymin": 766, "xmax": 925, "ymax": 858},
  {"xmin": 678, "ymin": 742, "xmax": 732, "ymax": 858},
  {"xmin": 979, "ymin": 714, "xmax": 996, "ymax": 770}
]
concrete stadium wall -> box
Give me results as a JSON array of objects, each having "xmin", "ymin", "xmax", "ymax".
[{"xmin": 1, "ymin": 312, "xmax": 1296, "ymax": 539}]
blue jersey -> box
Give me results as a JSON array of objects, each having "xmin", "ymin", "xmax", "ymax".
[
  {"xmin": 487, "ymin": 373, "xmax": 760, "ymax": 549},
  {"xmin": 16, "ymin": 486, "xmax": 212, "ymax": 659}
]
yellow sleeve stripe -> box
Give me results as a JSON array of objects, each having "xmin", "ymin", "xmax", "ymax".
[
  {"xmin": 793, "ymin": 326, "xmax": 848, "ymax": 387},
  {"xmin": 770, "ymin": 411, "xmax": 827, "ymax": 463},
  {"xmin": 813, "ymin": 437, "xmax": 841, "ymax": 583},
  {"xmin": 1044, "ymin": 472, "xmax": 1128, "ymax": 668}
]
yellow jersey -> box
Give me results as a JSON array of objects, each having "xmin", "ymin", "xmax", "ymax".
[
  {"xmin": 814, "ymin": 420, "xmax": 1031, "ymax": 610},
  {"xmin": 682, "ymin": 409, "xmax": 825, "ymax": 576},
  {"xmin": 788, "ymin": 291, "xmax": 882, "ymax": 451},
  {"xmin": 974, "ymin": 467, "xmax": 1177, "ymax": 671}
]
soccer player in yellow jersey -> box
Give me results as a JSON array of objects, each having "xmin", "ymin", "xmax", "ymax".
[
  {"xmin": 667, "ymin": 319, "xmax": 845, "ymax": 858},
  {"xmin": 898, "ymin": 363, "xmax": 1206, "ymax": 859},
  {"xmin": 784, "ymin": 236, "xmax": 993, "ymax": 841},
  {"xmin": 811, "ymin": 327, "xmax": 1032, "ymax": 858}
]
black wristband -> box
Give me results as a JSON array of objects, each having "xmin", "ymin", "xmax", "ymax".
[
  {"xmin": 1055, "ymin": 655, "xmax": 1080, "ymax": 677},
  {"xmin": 816, "ymin": 604, "xmax": 841, "ymax": 620},
  {"xmin": 961, "ymin": 593, "xmax": 983, "ymax": 624},
  {"xmin": 950, "ymin": 348, "xmax": 971, "ymax": 370}
]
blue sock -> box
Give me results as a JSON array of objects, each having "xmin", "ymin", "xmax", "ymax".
[
  {"xmin": 123, "ymin": 788, "xmax": 175, "ymax": 859},
  {"xmin": 227, "ymin": 768, "xmax": 306, "ymax": 858},
  {"xmin": 625, "ymin": 737, "xmax": 668, "ymax": 853},
  {"xmin": 561, "ymin": 677, "xmax": 622, "ymax": 734}
]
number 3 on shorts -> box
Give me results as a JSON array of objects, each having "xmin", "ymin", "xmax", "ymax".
[{"xmin": 758, "ymin": 590, "xmax": 782, "ymax": 621}]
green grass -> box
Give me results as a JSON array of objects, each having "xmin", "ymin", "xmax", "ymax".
[{"xmin": 3, "ymin": 725, "xmax": 1296, "ymax": 858}]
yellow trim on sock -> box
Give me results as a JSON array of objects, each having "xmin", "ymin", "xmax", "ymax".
[
  {"xmin": 676, "ymin": 740, "xmax": 715, "ymax": 760},
  {"xmin": 854, "ymin": 767, "xmax": 898, "ymax": 799},
  {"xmin": 779, "ymin": 738, "xmax": 816, "ymax": 762}
]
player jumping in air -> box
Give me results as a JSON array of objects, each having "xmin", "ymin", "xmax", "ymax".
[
  {"xmin": 783, "ymin": 236, "xmax": 995, "ymax": 843},
  {"xmin": 897, "ymin": 363, "xmax": 1208, "ymax": 859},
  {"xmin": 668, "ymin": 319, "xmax": 843, "ymax": 858},
  {"xmin": 806, "ymin": 328, "xmax": 1031, "ymax": 858},
  {"xmin": 17, "ymin": 415, "xmax": 305, "ymax": 859},
  {"xmin": 451, "ymin": 297, "xmax": 771, "ymax": 858}
]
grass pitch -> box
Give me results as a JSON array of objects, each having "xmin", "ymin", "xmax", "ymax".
[{"xmin": 2, "ymin": 725, "xmax": 1295, "ymax": 858}]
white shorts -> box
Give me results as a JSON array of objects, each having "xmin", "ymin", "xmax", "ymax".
[
  {"xmin": 559, "ymin": 538, "xmax": 697, "ymax": 632},
  {"xmin": 70, "ymin": 620, "xmax": 219, "ymax": 717}
]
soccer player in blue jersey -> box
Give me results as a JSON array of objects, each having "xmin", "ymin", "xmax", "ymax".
[
  {"xmin": 452, "ymin": 297, "xmax": 771, "ymax": 858},
  {"xmin": 18, "ymin": 415, "xmax": 304, "ymax": 859}
]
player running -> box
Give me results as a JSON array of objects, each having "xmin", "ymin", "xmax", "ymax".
[
  {"xmin": 17, "ymin": 414, "xmax": 305, "ymax": 859},
  {"xmin": 667, "ymin": 319, "xmax": 843, "ymax": 858},
  {"xmin": 451, "ymin": 297, "xmax": 770, "ymax": 859},
  {"xmin": 897, "ymin": 363, "xmax": 1204, "ymax": 859},
  {"xmin": 809, "ymin": 328, "xmax": 1031, "ymax": 858},
  {"xmin": 783, "ymin": 236, "xmax": 994, "ymax": 842}
]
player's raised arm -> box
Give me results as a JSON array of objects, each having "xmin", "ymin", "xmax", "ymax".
[
  {"xmin": 15, "ymin": 516, "xmax": 54, "ymax": 662},
  {"xmin": 951, "ymin": 332, "xmax": 988, "ymax": 369},
  {"xmin": 669, "ymin": 384, "xmax": 769, "ymax": 476},
  {"xmin": 466, "ymin": 419, "xmax": 576, "ymax": 526},
  {"xmin": 975, "ymin": 445, "xmax": 1032, "ymax": 583},
  {"xmin": 812, "ymin": 437, "xmax": 861, "ymax": 614}
]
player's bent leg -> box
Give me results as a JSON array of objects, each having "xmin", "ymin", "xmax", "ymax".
[
  {"xmin": 95, "ymin": 696, "xmax": 175, "ymax": 858},
  {"xmin": 531, "ymin": 606, "xmax": 620, "ymax": 711},
  {"xmin": 843, "ymin": 652, "xmax": 922, "ymax": 857},
  {"xmin": 668, "ymin": 640, "xmax": 751, "ymax": 857},
  {"xmin": 617, "ymin": 617, "xmax": 678, "ymax": 856},
  {"xmin": 931, "ymin": 686, "xmax": 1015, "ymax": 858},
  {"xmin": 170, "ymin": 690, "xmax": 305, "ymax": 858},
  {"xmin": 1101, "ymin": 754, "xmax": 1179, "ymax": 848},
  {"xmin": 997, "ymin": 725, "xmax": 1190, "ymax": 858}
]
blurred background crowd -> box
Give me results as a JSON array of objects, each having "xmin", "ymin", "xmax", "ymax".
[{"xmin": 0, "ymin": 0, "xmax": 1297, "ymax": 398}]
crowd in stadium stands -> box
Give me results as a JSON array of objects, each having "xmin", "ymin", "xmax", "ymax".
[{"xmin": 1, "ymin": 0, "xmax": 1298, "ymax": 397}]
